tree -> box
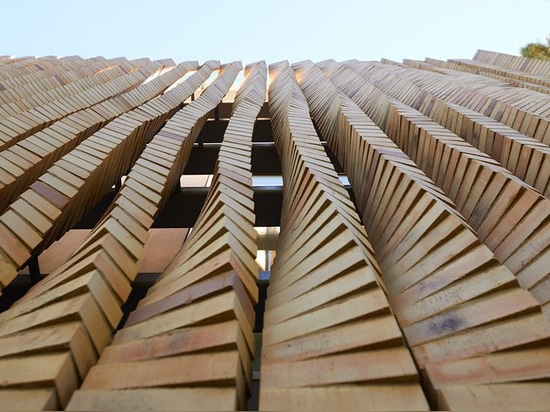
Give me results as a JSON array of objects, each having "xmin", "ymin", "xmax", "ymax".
[{"xmin": 520, "ymin": 35, "xmax": 550, "ymax": 60}]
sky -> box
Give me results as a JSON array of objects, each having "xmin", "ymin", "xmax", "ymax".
[{"xmin": 1, "ymin": 0, "xmax": 550, "ymax": 65}]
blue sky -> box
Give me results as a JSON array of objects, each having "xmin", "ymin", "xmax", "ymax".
[{"xmin": 2, "ymin": 0, "xmax": 550, "ymax": 64}]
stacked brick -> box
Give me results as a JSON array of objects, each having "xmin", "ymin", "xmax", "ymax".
[
  {"xmin": 0, "ymin": 61, "xmax": 223, "ymax": 409},
  {"xmin": 324, "ymin": 61, "xmax": 550, "ymax": 316},
  {"xmin": 296, "ymin": 60, "xmax": 550, "ymax": 410},
  {"xmin": 398, "ymin": 59, "xmax": 550, "ymax": 148},
  {"xmin": 0, "ymin": 59, "xmax": 193, "ymax": 213},
  {"xmin": 67, "ymin": 61, "xmax": 261, "ymax": 411},
  {"xmin": 0, "ymin": 56, "xmax": 112, "ymax": 120},
  {"xmin": 259, "ymin": 61, "xmax": 429, "ymax": 411},
  {"xmin": 0, "ymin": 50, "xmax": 550, "ymax": 410},
  {"xmin": 473, "ymin": 50, "xmax": 550, "ymax": 78},
  {"xmin": 430, "ymin": 50, "xmax": 550, "ymax": 93},
  {"xmin": 0, "ymin": 57, "xmax": 154, "ymax": 150},
  {"xmin": 0, "ymin": 60, "xmax": 207, "ymax": 295},
  {"xmin": 334, "ymin": 61, "xmax": 550, "ymax": 198}
]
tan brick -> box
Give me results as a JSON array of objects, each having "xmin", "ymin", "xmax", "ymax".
[
  {"xmin": 260, "ymin": 386, "xmax": 429, "ymax": 411},
  {"xmin": 0, "ymin": 389, "xmax": 58, "ymax": 411},
  {"xmin": 0, "ymin": 352, "xmax": 78, "ymax": 408},
  {"xmin": 66, "ymin": 388, "xmax": 237, "ymax": 411},
  {"xmin": 81, "ymin": 351, "xmax": 240, "ymax": 390}
]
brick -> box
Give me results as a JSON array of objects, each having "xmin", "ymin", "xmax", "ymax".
[
  {"xmin": 0, "ymin": 222, "xmax": 30, "ymax": 268},
  {"xmin": 395, "ymin": 263, "xmax": 518, "ymax": 328},
  {"xmin": 76, "ymin": 231, "xmax": 138, "ymax": 282},
  {"xmin": 261, "ymin": 348, "xmax": 418, "ymax": 388},
  {"xmin": 0, "ymin": 389, "xmax": 58, "ymax": 411},
  {"xmin": 437, "ymin": 383, "xmax": 550, "ymax": 411},
  {"xmin": 262, "ymin": 314, "xmax": 403, "ymax": 364},
  {"xmin": 66, "ymin": 388, "xmax": 237, "ymax": 411},
  {"xmin": 118, "ymin": 186, "xmax": 157, "ymax": 217},
  {"xmin": 267, "ymin": 231, "xmax": 362, "ymax": 300},
  {"xmin": 2, "ymin": 269, "xmax": 122, "ymax": 329},
  {"xmin": 99, "ymin": 320, "xmax": 241, "ymax": 365},
  {"xmin": 141, "ymin": 240, "xmax": 233, "ymax": 306},
  {"xmin": 21, "ymin": 248, "xmax": 131, "ymax": 305},
  {"xmin": 30, "ymin": 180, "xmax": 69, "ymax": 209},
  {"xmin": 0, "ymin": 322, "xmax": 96, "ymax": 379},
  {"xmin": 39, "ymin": 172, "xmax": 78, "ymax": 198},
  {"xmin": 9, "ymin": 198, "xmax": 51, "ymax": 234},
  {"xmin": 126, "ymin": 271, "xmax": 248, "ymax": 326},
  {"xmin": 109, "ymin": 206, "xmax": 149, "ymax": 245},
  {"xmin": 0, "ymin": 352, "xmax": 78, "ymax": 408},
  {"xmin": 263, "ymin": 266, "xmax": 376, "ymax": 326},
  {"xmin": 263, "ymin": 288, "xmax": 389, "ymax": 347},
  {"xmin": 413, "ymin": 312, "xmax": 550, "ymax": 367},
  {"xmin": 403, "ymin": 288, "xmax": 540, "ymax": 347},
  {"xmin": 0, "ymin": 209, "xmax": 42, "ymax": 250},
  {"xmin": 0, "ymin": 293, "xmax": 112, "ymax": 354},
  {"xmin": 114, "ymin": 290, "xmax": 243, "ymax": 345},
  {"xmin": 113, "ymin": 194, "xmax": 154, "ymax": 228},
  {"xmin": 81, "ymin": 351, "xmax": 240, "ymax": 390},
  {"xmin": 260, "ymin": 386, "xmax": 429, "ymax": 411}
]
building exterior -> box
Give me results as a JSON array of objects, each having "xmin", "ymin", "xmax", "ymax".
[{"xmin": 0, "ymin": 51, "xmax": 549, "ymax": 410}]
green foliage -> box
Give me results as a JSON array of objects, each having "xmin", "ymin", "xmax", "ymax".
[{"xmin": 520, "ymin": 35, "xmax": 550, "ymax": 60}]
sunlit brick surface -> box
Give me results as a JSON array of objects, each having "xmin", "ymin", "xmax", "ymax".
[{"xmin": 0, "ymin": 51, "xmax": 550, "ymax": 410}]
